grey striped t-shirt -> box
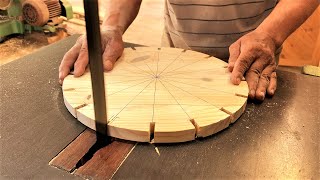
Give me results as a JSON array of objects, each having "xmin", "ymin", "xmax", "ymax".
[{"xmin": 162, "ymin": 0, "xmax": 279, "ymax": 60}]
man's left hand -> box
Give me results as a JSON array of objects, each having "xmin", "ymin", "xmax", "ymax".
[{"xmin": 228, "ymin": 30, "xmax": 278, "ymax": 101}]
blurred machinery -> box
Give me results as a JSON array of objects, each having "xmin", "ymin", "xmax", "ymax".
[{"xmin": 0, "ymin": 0, "xmax": 73, "ymax": 40}]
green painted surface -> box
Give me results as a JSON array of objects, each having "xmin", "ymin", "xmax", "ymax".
[
  {"xmin": 0, "ymin": 0, "xmax": 24, "ymax": 37},
  {"xmin": 60, "ymin": 0, "xmax": 74, "ymax": 19},
  {"xmin": 43, "ymin": 25, "xmax": 57, "ymax": 33},
  {"xmin": 0, "ymin": 0, "xmax": 72, "ymax": 37},
  {"xmin": 0, "ymin": 20, "xmax": 24, "ymax": 36},
  {"xmin": 7, "ymin": 0, "xmax": 23, "ymax": 17}
]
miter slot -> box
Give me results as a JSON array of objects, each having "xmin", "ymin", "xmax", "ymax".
[
  {"xmin": 189, "ymin": 119, "xmax": 199, "ymax": 137},
  {"xmin": 235, "ymin": 93, "xmax": 248, "ymax": 98},
  {"xmin": 149, "ymin": 122, "xmax": 155, "ymax": 142}
]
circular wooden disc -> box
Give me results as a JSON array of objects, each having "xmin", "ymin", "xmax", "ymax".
[{"xmin": 63, "ymin": 47, "xmax": 248, "ymax": 143}]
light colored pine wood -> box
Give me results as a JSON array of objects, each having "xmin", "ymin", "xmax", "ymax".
[{"xmin": 62, "ymin": 47, "xmax": 248, "ymax": 143}]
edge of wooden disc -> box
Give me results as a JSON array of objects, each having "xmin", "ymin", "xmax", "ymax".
[{"xmin": 62, "ymin": 47, "xmax": 248, "ymax": 143}]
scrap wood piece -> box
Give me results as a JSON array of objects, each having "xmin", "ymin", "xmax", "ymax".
[
  {"xmin": 74, "ymin": 140, "xmax": 136, "ymax": 180},
  {"xmin": 302, "ymin": 65, "xmax": 320, "ymax": 77},
  {"xmin": 49, "ymin": 128, "xmax": 136, "ymax": 179},
  {"xmin": 49, "ymin": 128, "xmax": 96, "ymax": 172}
]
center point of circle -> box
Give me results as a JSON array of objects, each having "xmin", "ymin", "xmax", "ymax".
[{"xmin": 154, "ymin": 75, "xmax": 160, "ymax": 79}]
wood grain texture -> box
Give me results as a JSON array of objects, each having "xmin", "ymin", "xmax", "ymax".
[
  {"xmin": 62, "ymin": 47, "xmax": 248, "ymax": 143},
  {"xmin": 74, "ymin": 140, "xmax": 136, "ymax": 180},
  {"xmin": 49, "ymin": 129, "xmax": 96, "ymax": 172},
  {"xmin": 49, "ymin": 129, "xmax": 136, "ymax": 180}
]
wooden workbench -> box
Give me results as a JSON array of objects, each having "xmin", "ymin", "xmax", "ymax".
[{"xmin": 1, "ymin": 35, "xmax": 319, "ymax": 179}]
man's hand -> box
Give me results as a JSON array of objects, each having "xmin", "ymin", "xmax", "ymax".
[
  {"xmin": 228, "ymin": 30, "xmax": 278, "ymax": 101},
  {"xmin": 59, "ymin": 27, "xmax": 124, "ymax": 84},
  {"xmin": 227, "ymin": 0, "xmax": 319, "ymax": 101}
]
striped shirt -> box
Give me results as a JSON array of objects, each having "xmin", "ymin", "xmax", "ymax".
[{"xmin": 163, "ymin": 0, "xmax": 279, "ymax": 60}]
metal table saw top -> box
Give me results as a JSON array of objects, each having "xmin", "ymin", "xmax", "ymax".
[{"xmin": 0, "ymin": 35, "xmax": 319, "ymax": 179}]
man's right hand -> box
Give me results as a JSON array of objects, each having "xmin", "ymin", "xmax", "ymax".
[{"xmin": 59, "ymin": 26, "xmax": 124, "ymax": 84}]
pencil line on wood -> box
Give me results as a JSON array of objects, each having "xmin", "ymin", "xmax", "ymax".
[
  {"xmin": 62, "ymin": 47, "xmax": 248, "ymax": 143},
  {"xmin": 106, "ymin": 74, "xmax": 150, "ymax": 78},
  {"xmin": 123, "ymin": 103, "xmax": 213, "ymax": 106},
  {"xmin": 159, "ymin": 79, "xmax": 191, "ymax": 120},
  {"xmin": 163, "ymin": 76, "xmax": 228, "ymax": 80},
  {"xmin": 109, "ymin": 80, "xmax": 154, "ymax": 123},
  {"xmin": 163, "ymin": 67, "xmax": 225, "ymax": 76},
  {"xmin": 164, "ymin": 78, "xmax": 239, "ymax": 96},
  {"xmin": 161, "ymin": 79, "xmax": 221, "ymax": 110},
  {"xmin": 152, "ymin": 79, "xmax": 158, "ymax": 123},
  {"xmin": 157, "ymin": 51, "xmax": 184, "ymax": 76},
  {"xmin": 145, "ymin": 63, "xmax": 156, "ymax": 76},
  {"xmin": 125, "ymin": 61, "xmax": 155, "ymax": 76},
  {"xmin": 132, "ymin": 48, "xmax": 156, "ymax": 76},
  {"xmin": 160, "ymin": 59, "xmax": 203, "ymax": 76},
  {"xmin": 107, "ymin": 77, "xmax": 152, "ymax": 85},
  {"xmin": 156, "ymin": 51, "xmax": 160, "ymax": 76},
  {"xmin": 108, "ymin": 79, "xmax": 152, "ymax": 97},
  {"xmin": 116, "ymin": 67, "xmax": 154, "ymax": 77},
  {"xmin": 163, "ymin": 69, "xmax": 223, "ymax": 77}
]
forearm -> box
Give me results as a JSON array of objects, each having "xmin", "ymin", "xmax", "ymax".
[
  {"xmin": 101, "ymin": 0, "xmax": 142, "ymax": 34},
  {"xmin": 256, "ymin": 0, "xmax": 319, "ymax": 48}
]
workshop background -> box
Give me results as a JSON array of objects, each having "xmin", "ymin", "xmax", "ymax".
[
  {"xmin": 1, "ymin": 1, "xmax": 319, "ymax": 179},
  {"xmin": 0, "ymin": 0, "xmax": 319, "ymax": 67}
]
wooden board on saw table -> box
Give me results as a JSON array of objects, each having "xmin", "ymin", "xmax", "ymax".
[{"xmin": 62, "ymin": 47, "xmax": 248, "ymax": 143}]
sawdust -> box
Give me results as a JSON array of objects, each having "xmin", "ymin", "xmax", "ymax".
[
  {"xmin": 155, "ymin": 146, "xmax": 160, "ymax": 156},
  {"xmin": 0, "ymin": 30, "xmax": 69, "ymax": 66},
  {"xmin": 0, "ymin": 32, "xmax": 48, "ymax": 65}
]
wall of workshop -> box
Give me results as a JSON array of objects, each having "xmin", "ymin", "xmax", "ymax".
[{"xmin": 279, "ymin": 7, "xmax": 320, "ymax": 67}]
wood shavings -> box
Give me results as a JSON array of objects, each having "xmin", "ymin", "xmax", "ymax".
[{"xmin": 154, "ymin": 146, "xmax": 160, "ymax": 156}]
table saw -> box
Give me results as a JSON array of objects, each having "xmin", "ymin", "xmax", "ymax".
[{"xmin": 0, "ymin": 35, "xmax": 319, "ymax": 179}]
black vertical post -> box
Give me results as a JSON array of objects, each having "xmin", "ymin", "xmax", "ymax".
[{"xmin": 83, "ymin": 0, "xmax": 108, "ymax": 142}]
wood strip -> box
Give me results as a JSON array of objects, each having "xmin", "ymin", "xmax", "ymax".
[
  {"xmin": 49, "ymin": 129, "xmax": 96, "ymax": 172},
  {"xmin": 74, "ymin": 140, "xmax": 136, "ymax": 180}
]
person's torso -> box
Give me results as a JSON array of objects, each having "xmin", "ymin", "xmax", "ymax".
[{"xmin": 164, "ymin": 0, "xmax": 279, "ymax": 60}]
